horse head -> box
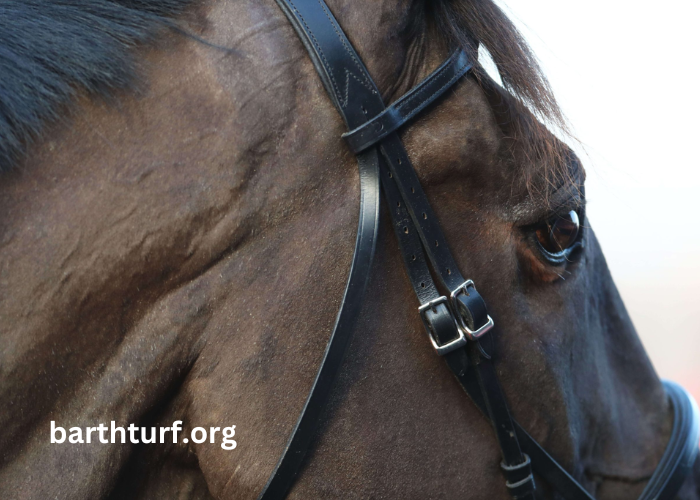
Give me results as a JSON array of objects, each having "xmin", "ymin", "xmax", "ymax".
[{"xmin": 0, "ymin": 0, "xmax": 697, "ymax": 498}]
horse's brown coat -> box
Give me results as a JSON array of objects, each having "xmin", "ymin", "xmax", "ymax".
[{"xmin": 0, "ymin": 0, "xmax": 697, "ymax": 499}]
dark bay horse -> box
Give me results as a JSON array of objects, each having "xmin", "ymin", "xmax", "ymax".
[{"xmin": 0, "ymin": 0, "xmax": 697, "ymax": 498}]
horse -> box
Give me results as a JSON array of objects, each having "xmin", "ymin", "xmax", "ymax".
[{"xmin": 0, "ymin": 0, "xmax": 697, "ymax": 498}]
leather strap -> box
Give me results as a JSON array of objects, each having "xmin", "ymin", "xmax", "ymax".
[
  {"xmin": 380, "ymin": 158, "xmax": 441, "ymax": 306},
  {"xmin": 377, "ymin": 123, "xmax": 592, "ymax": 500},
  {"xmin": 379, "ymin": 126, "xmax": 534, "ymax": 499},
  {"xmin": 259, "ymin": 1, "xmax": 385, "ymax": 498},
  {"xmin": 266, "ymin": 1, "xmax": 577, "ymax": 498},
  {"xmin": 638, "ymin": 380, "xmax": 700, "ymax": 500},
  {"xmin": 379, "ymin": 156, "xmax": 466, "ymax": 353},
  {"xmin": 257, "ymin": 150, "xmax": 379, "ymax": 500},
  {"xmin": 378, "ymin": 134, "xmax": 470, "ymax": 293},
  {"xmin": 342, "ymin": 50, "xmax": 473, "ymax": 154},
  {"xmin": 264, "ymin": 1, "xmax": 700, "ymax": 499},
  {"xmin": 514, "ymin": 424, "xmax": 595, "ymax": 500},
  {"xmin": 378, "ymin": 133, "xmax": 492, "ymax": 342},
  {"xmin": 274, "ymin": 0, "xmax": 385, "ymax": 127},
  {"xmin": 472, "ymin": 340, "xmax": 535, "ymax": 499},
  {"xmin": 443, "ymin": 344, "xmax": 596, "ymax": 500}
]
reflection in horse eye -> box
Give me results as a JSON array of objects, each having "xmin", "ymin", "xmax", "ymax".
[{"xmin": 536, "ymin": 210, "xmax": 580, "ymax": 254}]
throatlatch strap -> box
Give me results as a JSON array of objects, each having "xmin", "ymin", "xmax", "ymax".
[{"xmin": 259, "ymin": 1, "xmax": 385, "ymax": 498}]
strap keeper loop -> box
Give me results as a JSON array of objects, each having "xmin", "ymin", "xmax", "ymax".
[
  {"xmin": 501, "ymin": 454, "xmax": 535, "ymax": 499},
  {"xmin": 506, "ymin": 473, "xmax": 536, "ymax": 500}
]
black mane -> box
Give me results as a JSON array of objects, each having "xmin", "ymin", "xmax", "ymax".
[
  {"xmin": 0, "ymin": 0, "xmax": 573, "ymax": 190},
  {"xmin": 0, "ymin": 0, "xmax": 192, "ymax": 171}
]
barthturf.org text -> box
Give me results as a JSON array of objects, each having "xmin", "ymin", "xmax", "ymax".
[{"xmin": 50, "ymin": 420, "xmax": 237, "ymax": 450}]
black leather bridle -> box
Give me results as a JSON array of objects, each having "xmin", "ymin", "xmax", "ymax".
[{"xmin": 257, "ymin": 1, "xmax": 700, "ymax": 499}]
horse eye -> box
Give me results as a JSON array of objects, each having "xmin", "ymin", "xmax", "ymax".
[{"xmin": 536, "ymin": 210, "xmax": 580, "ymax": 255}]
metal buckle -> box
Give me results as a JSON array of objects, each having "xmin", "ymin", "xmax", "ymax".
[
  {"xmin": 449, "ymin": 279, "xmax": 494, "ymax": 341},
  {"xmin": 418, "ymin": 296, "xmax": 467, "ymax": 356}
]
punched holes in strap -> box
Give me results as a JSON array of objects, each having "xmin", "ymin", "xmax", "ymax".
[
  {"xmin": 501, "ymin": 454, "xmax": 536, "ymax": 500},
  {"xmin": 342, "ymin": 50, "xmax": 473, "ymax": 154}
]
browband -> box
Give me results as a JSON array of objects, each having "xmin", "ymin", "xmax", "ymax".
[{"xmin": 342, "ymin": 50, "xmax": 473, "ymax": 154}]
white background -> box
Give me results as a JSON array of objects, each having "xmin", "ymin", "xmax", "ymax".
[{"xmin": 487, "ymin": 1, "xmax": 700, "ymax": 400}]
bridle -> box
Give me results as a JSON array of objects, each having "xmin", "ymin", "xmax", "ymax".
[{"xmin": 256, "ymin": 1, "xmax": 700, "ymax": 499}]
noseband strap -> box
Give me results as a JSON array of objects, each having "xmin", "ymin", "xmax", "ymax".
[
  {"xmin": 639, "ymin": 380, "xmax": 700, "ymax": 500},
  {"xmin": 258, "ymin": 1, "xmax": 700, "ymax": 499}
]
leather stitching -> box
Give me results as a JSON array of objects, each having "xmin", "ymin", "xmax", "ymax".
[
  {"xmin": 316, "ymin": 0, "xmax": 376, "ymax": 99},
  {"xmin": 287, "ymin": 1, "xmax": 344, "ymax": 105},
  {"xmin": 344, "ymin": 69, "xmax": 373, "ymax": 108},
  {"xmin": 289, "ymin": 0, "xmax": 377, "ymax": 109},
  {"xmin": 397, "ymin": 59, "xmax": 471, "ymax": 121},
  {"xmin": 346, "ymin": 54, "xmax": 470, "ymax": 150},
  {"xmin": 395, "ymin": 52, "xmax": 460, "ymax": 111}
]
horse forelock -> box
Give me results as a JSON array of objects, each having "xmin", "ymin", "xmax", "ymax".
[{"xmin": 420, "ymin": 0, "xmax": 581, "ymax": 204}]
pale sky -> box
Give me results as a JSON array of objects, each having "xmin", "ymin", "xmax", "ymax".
[{"xmin": 485, "ymin": 0, "xmax": 700, "ymax": 397}]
